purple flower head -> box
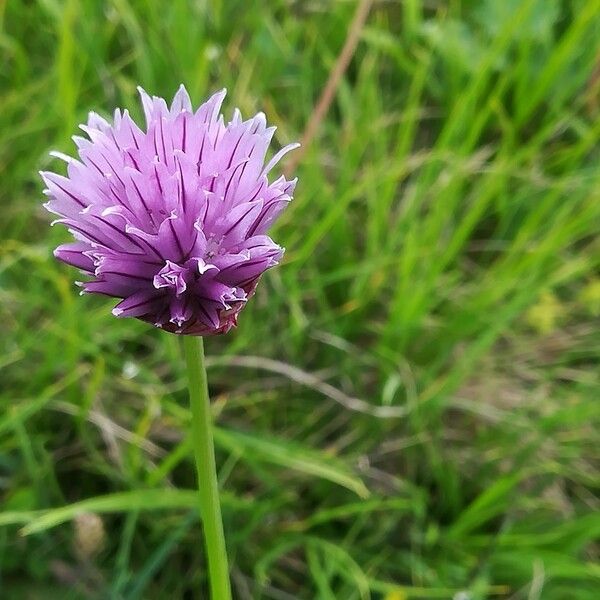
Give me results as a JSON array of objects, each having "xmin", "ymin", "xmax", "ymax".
[{"xmin": 42, "ymin": 86, "xmax": 298, "ymax": 335}]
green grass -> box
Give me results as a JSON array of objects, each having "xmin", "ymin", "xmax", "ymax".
[{"xmin": 1, "ymin": 0, "xmax": 599, "ymax": 598}]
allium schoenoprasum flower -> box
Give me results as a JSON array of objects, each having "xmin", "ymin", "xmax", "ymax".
[{"xmin": 42, "ymin": 86, "xmax": 298, "ymax": 335}]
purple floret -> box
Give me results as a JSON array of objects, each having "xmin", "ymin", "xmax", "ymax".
[{"xmin": 42, "ymin": 86, "xmax": 298, "ymax": 335}]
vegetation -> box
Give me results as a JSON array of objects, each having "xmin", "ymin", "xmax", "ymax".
[{"xmin": 1, "ymin": 0, "xmax": 599, "ymax": 598}]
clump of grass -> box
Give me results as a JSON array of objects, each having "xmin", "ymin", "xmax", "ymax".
[{"xmin": 1, "ymin": 1, "xmax": 599, "ymax": 598}]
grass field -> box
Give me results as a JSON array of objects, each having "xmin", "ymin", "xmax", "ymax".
[{"xmin": 1, "ymin": 0, "xmax": 600, "ymax": 598}]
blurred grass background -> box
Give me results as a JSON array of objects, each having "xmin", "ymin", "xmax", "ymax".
[{"xmin": 1, "ymin": 0, "xmax": 599, "ymax": 598}]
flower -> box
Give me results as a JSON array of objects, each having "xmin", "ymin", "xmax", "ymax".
[{"xmin": 42, "ymin": 86, "xmax": 298, "ymax": 335}]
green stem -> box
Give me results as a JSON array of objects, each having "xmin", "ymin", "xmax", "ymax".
[{"xmin": 183, "ymin": 335, "xmax": 231, "ymax": 600}]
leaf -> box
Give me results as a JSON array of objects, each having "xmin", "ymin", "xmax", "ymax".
[
  {"xmin": 0, "ymin": 510, "xmax": 42, "ymax": 527},
  {"xmin": 447, "ymin": 473, "xmax": 524, "ymax": 538},
  {"xmin": 474, "ymin": 0, "xmax": 560, "ymax": 45},
  {"xmin": 214, "ymin": 427, "xmax": 370, "ymax": 499},
  {"xmin": 17, "ymin": 488, "xmax": 244, "ymax": 536},
  {"xmin": 126, "ymin": 510, "xmax": 197, "ymax": 599},
  {"xmin": 292, "ymin": 497, "xmax": 415, "ymax": 531}
]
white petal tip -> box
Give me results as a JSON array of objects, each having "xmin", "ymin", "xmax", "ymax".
[{"xmin": 49, "ymin": 151, "xmax": 73, "ymax": 163}]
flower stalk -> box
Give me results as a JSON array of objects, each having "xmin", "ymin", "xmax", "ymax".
[{"xmin": 183, "ymin": 335, "xmax": 231, "ymax": 599}]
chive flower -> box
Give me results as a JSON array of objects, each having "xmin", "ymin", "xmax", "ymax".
[{"xmin": 42, "ymin": 86, "xmax": 298, "ymax": 335}]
